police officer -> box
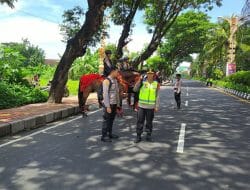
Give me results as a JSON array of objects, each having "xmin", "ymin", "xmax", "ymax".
[
  {"xmin": 133, "ymin": 69, "xmax": 160, "ymax": 143},
  {"xmin": 101, "ymin": 67, "xmax": 121, "ymax": 142},
  {"xmin": 174, "ymin": 73, "xmax": 182, "ymax": 109}
]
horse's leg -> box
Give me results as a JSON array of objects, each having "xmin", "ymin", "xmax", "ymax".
[
  {"xmin": 92, "ymin": 80, "xmax": 104, "ymax": 108},
  {"xmin": 78, "ymin": 84, "xmax": 85, "ymax": 116},
  {"xmin": 79, "ymin": 86, "xmax": 91, "ymax": 117}
]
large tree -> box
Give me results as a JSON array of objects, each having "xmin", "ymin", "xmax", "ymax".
[
  {"xmin": 159, "ymin": 11, "xmax": 215, "ymax": 70},
  {"xmin": 110, "ymin": 0, "xmax": 146, "ymax": 60},
  {"xmin": 0, "ymin": 0, "xmax": 16, "ymax": 8},
  {"xmin": 131, "ymin": 0, "xmax": 222, "ymax": 67},
  {"xmin": 48, "ymin": 0, "xmax": 112, "ymax": 103}
]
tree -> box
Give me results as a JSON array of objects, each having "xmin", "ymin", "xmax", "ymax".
[
  {"xmin": 2, "ymin": 39, "xmax": 45, "ymax": 67},
  {"xmin": 158, "ymin": 11, "xmax": 215, "ymax": 74},
  {"xmin": 0, "ymin": 0, "xmax": 16, "ymax": 8},
  {"xmin": 131, "ymin": 0, "xmax": 222, "ymax": 67},
  {"xmin": 236, "ymin": 25, "xmax": 250, "ymax": 71},
  {"xmin": 48, "ymin": 0, "xmax": 112, "ymax": 103},
  {"xmin": 110, "ymin": 0, "xmax": 146, "ymax": 60},
  {"xmin": 195, "ymin": 21, "xmax": 229, "ymax": 78},
  {"xmin": 60, "ymin": 6, "xmax": 85, "ymax": 43}
]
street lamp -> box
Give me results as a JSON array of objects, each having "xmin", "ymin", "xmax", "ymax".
[{"xmin": 218, "ymin": 14, "xmax": 250, "ymax": 76}]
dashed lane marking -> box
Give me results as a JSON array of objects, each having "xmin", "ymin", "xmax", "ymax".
[{"xmin": 177, "ymin": 123, "xmax": 186, "ymax": 153}]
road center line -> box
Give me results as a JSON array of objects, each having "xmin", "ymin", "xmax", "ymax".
[
  {"xmin": 185, "ymin": 100, "xmax": 188, "ymax": 107},
  {"xmin": 0, "ymin": 109, "xmax": 102, "ymax": 149},
  {"xmin": 177, "ymin": 123, "xmax": 186, "ymax": 153}
]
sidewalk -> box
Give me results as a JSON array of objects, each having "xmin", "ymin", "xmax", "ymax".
[{"xmin": 0, "ymin": 93, "xmax": 98, "ymax": 138}]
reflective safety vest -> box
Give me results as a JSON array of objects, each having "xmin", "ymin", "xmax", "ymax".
[{"xmin": 139, "ymin": 81, "xmax": 158, "ymax": 105}]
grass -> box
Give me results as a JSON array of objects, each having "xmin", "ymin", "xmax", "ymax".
[
  {"xmin": 67, "ymin": 80, "xmax": 79, "ymax": 95},
  {"xmin": 39, "ymin": 78, "xmax": 79, "ymax": 96}
]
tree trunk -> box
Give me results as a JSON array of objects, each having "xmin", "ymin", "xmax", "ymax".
[
  {"xmin": 115, "ymin": 0, "xmax": 142, "ymax": 60},
  {"xmin": 48, "ymin": 0, "xmax": 112, "ymax": 103}
]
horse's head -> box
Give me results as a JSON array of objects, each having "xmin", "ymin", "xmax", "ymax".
[{"xmin": 117, "ymin": 71, "xmax": 141, "ymax": 93}]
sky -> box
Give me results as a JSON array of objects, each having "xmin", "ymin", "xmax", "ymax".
[{"xmin": 0, "ymin": 0, "xmax": 246, "ymax": 59}]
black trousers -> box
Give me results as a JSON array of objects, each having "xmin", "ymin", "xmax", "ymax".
[
  {"xmin": 174, "ymin": 92, "xmax": 181, "ymax": 108},
  {"xmin": 136, "ymin": 107, "xmax": 154, "ymax": 135},
  {"xmin": 102, "ymin": 104, "xmax": 117, "ymax": 137}
]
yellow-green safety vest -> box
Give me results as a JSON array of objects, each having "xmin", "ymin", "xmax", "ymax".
[{"xmin": 139, "ymin": 81, "xmax": 158, "ymax": 105}]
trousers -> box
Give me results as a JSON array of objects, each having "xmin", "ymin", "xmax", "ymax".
[
  {"xmin": 136, "ymin": 107, "xmax": 154, "ymax": 135},
  {"xmin": 102, "ymin": 104, "xmax": 117, "ymax": 137},
  {"xmin": 174, "ymin": 92, "xmax": 181, "ymax": 108}
]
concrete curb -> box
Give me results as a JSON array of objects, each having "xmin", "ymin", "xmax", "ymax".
[
  {"xmin": 0, "ymin": 105, "xmax": 80, "ymax": 138},
  {"xmin": 215, "ymin": 86, "xmax": 250, "ymax": 101}
]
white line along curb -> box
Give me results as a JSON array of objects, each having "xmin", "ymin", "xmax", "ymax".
[{"xmin": 0, "ymin": 109, "xmax": 102, "ymax": 149}]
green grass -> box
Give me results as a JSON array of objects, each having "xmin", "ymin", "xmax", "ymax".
[
  {"xmin": 67, "ymin": 80, "xmax": 79, "ymax": 95},
  {"xmin": 39, "ymin": 78, "xmax": 79, "ymax": 96}
]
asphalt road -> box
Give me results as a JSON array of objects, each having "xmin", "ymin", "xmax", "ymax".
[{"xmin": 0, "ymin": 80, "xmax": 249, "ymax": 190}]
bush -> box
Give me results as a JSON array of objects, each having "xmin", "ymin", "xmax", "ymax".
[
  {"xmin": 0, "ymin": 81, "xmax": 48, "ymax": 109},
  {"xmin": 213, "ymin": 80, "xmax": 250, "ymax": 94},
  {"xmin": 225, "ymin": 71, "xmax": 250, "ymax": 86}
]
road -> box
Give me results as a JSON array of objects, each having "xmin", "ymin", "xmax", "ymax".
[{"xmin": 0, "ymin": 80, "xmax": 249, "ymax": 190}]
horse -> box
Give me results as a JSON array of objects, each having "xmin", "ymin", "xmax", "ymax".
[{"xmin": 78, "ymin": 71, "xmax": 141, "ymax": 117}]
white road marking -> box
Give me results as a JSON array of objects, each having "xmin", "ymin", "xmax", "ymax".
[
  {"xmin": 0, "ymin": 109, "xmax": 102, "ymax": 148},
  {"xmin": 177, "ymin": 123, "xmax": 186, "ymax": 153},
  {"xmin": 185, "ymin": 100, "xmax": 188, "ymax": 107}
]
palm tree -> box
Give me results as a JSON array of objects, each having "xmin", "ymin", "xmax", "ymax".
[{"xmin": 199, "ymin": 23, "xmax": 229, "ymax": 77}]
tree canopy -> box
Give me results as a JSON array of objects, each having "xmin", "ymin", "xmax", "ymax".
[{"xmin": 0, "ymin": 0, "xmax": 17, "ymax": 8}]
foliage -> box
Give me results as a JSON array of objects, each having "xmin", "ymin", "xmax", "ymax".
[
  {"xmin": 0, "ymin": 44, "xmax": 27, "ymax": 84},
  {"xmin": 2, "ymin": 39, "xmax": 45, "ymax": 67},
  {"xmin": 60, "ymin": 6, "xmax": 85, "ymax": 43},
  {"xmin": 68, "ymin": 49, "xmax": 99, "ymax": 80},
  {"xmin": 130, "ymin": 0, "xmax": 222, "ymax": 66},
  {"xmin": 160, "ymin": 11, "xmax": 214, "ymax": 64},
  {"xmin": 59, "ymin": 5, "xmax": 109, "ymax": 46},
  {"xmin": 236, "ymin": 25, "xmax": 250, "ymax": 71},
  {"xmin": 213, "ymin": 80, "xmax": 250, "ymax": 94},
  {"xmin": 0, "ymin": 81, "xmax": 48, "ymax": 109},
  {"xmin": 146, "ymin": 55, "xmax": 172, "ymax": 77},
  {"xmin": 225, "ymin": 71, "xmax": 250, "ymax": 86},
  {"xmin": 0, "ymin": 0, "xmax": 17, "ymax": 8}
]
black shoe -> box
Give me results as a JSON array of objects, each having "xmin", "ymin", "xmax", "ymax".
[
  {"xmin": 109, "ymin": 134, "xmax": 119, "ymax": 139},
  {"xmin": 146, "ymin": 133, "xmax": 152, "ymax": 142},
  {"xmin": 134, "ymin": 136, "xmax": 142, "ymax": 143},
  {"xmin": 101, "ymin": 136, "xmax": 112, "ymax": 142}
]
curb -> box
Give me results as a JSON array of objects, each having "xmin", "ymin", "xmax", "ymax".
[
  {"xmin": 0, "ymin": 106, "xmax": 80, "ymax": 138},
  {"xmin": 214, "ymin": 86, "xmax": 250, "ymax": 101}
]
